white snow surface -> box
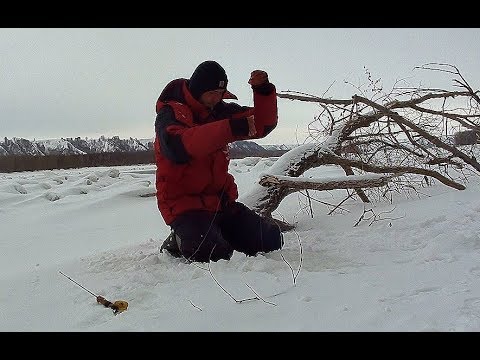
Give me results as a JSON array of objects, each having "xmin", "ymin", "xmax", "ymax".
[{"xmin": 1, "ymin": 156, "xmax": 480, "ymax": 332}]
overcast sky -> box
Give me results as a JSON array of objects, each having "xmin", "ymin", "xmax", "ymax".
[{"xmin": 1, "ymin": 28, "xmax": 480, "ymax": 145}]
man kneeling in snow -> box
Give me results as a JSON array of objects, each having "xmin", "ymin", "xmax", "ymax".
[{"xmin": 153, "ymin": 60, "xmax": 283, "ymax": 262}]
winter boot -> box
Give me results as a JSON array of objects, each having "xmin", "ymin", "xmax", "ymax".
[{"xmin": 160, "ymin": 230, "xmax": 182, "ymax": 258}]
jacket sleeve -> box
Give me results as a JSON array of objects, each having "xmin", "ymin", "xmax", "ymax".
[
  {"xmin": 250, "ymin": 82, "xmax": 278, "ymax": 138},
  {"xmin": 156, "ymin": 83, "xmax": 278, "ymax": 162},
  {"xmin": 180, "ymin": 119, "xmax": 236, "ymax": 159},
  {"xmin": 155, "ymin": 105, "xmax": 190, "ymax": 164},
  {"xmin": 156, "ymin": 104, "xmax": 237, "ymax": 162},
  {"xmin": 229, "ymin": 83, "xmax": 278, "ymax": 140}
]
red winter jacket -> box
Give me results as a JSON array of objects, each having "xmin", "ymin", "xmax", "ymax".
[{"xmin": 154, "ymin": 78, "xmax": 277, "ymax": 225}]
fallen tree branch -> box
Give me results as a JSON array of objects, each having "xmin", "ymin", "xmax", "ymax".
[{"xmin": 259, "ymin": 173, "xmax": 403, "ymax": 191}]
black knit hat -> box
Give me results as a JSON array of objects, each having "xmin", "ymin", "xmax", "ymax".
[{"xmin": 188, "ymin": 60, "xmax": 237, "ymax": 100}]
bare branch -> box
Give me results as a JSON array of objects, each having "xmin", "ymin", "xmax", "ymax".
[
  {"xmin": 259, "ymin": 173, "xmax": 400, "ymax": 191},
  {"xmin": 248, "ymin": 63, "xmax": 480, "ymax": 229}
]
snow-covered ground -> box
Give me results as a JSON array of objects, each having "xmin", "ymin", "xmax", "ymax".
[{"xmin": 1, "ymin": 156, "xmax": 480, "ymax": 331}]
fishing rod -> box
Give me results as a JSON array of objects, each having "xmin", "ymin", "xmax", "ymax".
[{"xmin": 59, "ymin": 270, "xmax": 128, "ymax": 315}]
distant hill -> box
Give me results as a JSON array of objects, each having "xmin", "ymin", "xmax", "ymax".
[{"xmin": 0, "ymin": 136, "xmax": 295, "ymax": 158}]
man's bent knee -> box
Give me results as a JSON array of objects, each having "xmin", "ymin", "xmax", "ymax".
[{"xmin": 181, "ymin": 241, "xmax": 233, "ymax": 263}]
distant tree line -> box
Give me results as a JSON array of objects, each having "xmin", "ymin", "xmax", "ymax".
[
  {"xmin": 0, "ymin": 151, "xmax": 155, "ymax": 173},
  {"xmin": 0, "ymin": 147, "xmax": 289, "ymax": 173}
]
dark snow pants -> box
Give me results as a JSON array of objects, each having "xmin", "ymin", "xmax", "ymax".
[{"xmin": 170, "ymin": 201, "xmax": 283, "ymax": 262}]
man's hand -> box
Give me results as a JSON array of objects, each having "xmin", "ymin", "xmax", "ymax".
[{"xmin": 248, "ymin": 70, "xmax": 269, "ymax": 86}]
